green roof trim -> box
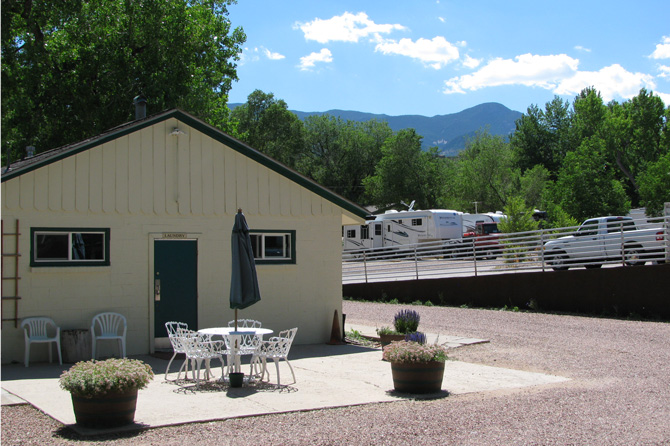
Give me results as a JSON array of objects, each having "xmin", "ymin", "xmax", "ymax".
[{"xmin": 1, "ymin": 109, "xmax": 368, "ymax": 219}]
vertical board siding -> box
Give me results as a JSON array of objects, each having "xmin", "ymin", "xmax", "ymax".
[
  {"xmin": 102, "ymin": 142, "xmax": 116, "ymax": 214},
  {"xmin": 177, "ymin": 131, "xmax": 190, "ymax": 215},
  {"xmin": 61, "ymin": 157, "xmax": 76, "ymax": 211},
  {"xmin": 89, "ymin": 146, "xmax": 103, "ymax": 213},
  {"xmin": 157, "ymin": 122, "xmax": 170, "ymax": 215},
  {"xmin": 75, "ymin": 151, "xmax": 90, "ymax": 212},
  {"xmin": 19, "ymin": 172, "xmax": 34, "ymax": 210},
  {"xmin": 141, "ymin": 127, "xmax": 154, "ymax": 214},
  {"xmin": 128, "ymin": 130, "xmax": 143, "ymax": 214},
  {"xmin": 189, "ymin": 130, "xmax": 203, "ymax": 215},
  {"xmin": 34, "ymin": 167, "xmax": 48, "ymax": 211},
  {"xmin": 212, "ymin": 139, "xmax": 225, "ymax": 215},
  {"xmin": 115, "ymin": 136, "xmax": 129, "ymax": 214},
  {"xmin": 257, "ymin": 165, "xmax": 270, "ymax": 215},
  {"xmin": 48, "ymin": 163, "xmax": 62, "ymax": 211},
  {"xmin": 4, "ymin": 119, "xmax": 338, "ymax": 221},
  {"xmin": 201, "ymin": 135, "xmax": 214, "ymax": 215},
  {"xmin": 246, "ymin": 160, "xmax": 259, "ymax": 214},
  {"xmin": 224, "ymin": 148, "xmax": 237, "ymax": 214}
]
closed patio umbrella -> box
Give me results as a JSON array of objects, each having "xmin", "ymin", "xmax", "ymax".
[{"xmin": 230, "ymin": 209, "xmax": 261, "ymax": 330}]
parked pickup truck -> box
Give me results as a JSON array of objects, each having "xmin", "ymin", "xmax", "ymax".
[
  {"xmin": 463, "ymin": 222, "xmax": 502, "ymax": 260},
  {"xmin": 543, "ymin": 216, "xmax": 666, "ymax": 271}
]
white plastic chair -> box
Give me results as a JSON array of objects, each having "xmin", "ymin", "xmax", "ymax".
[
  {"xmin": 21, "ymin": 317, "xmax": 63, "ymax": 367},
  {"xmin": 91, "ymin": 312, "xmax": 127, "ymax": 359},
  {"xmin": 165, "ymin": 321, "xmax": 191, "ymax": 381},
  {"xmin": 252, "ymin": 327, "xmax": 298, "ymax": 386},
  {"xmin": 180, "ymin": 329, "xmax": 226, "ymax": 388}
]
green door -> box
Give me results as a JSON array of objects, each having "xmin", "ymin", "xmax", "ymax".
[{"xmin": 154, "ymin": 239, "xmax": 198, "ymax": 338}]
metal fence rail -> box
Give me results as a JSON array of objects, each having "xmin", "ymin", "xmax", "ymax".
[{"xmin": 342, "ymin": 216, "xmax": 669, "ymax": 284}]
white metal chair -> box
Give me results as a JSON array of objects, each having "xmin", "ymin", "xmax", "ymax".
[
  {"xmin": 91, "ymin": 312, "xmax": 127, "ymax": 359},
  {"xmin": 252, "ymin": 327, "xmax": 298, "ymax": 386},
  {"xmin": 21, "ymin": 317, "xmax": 63, "ymax": 367},
  {"xmin": 227, "ymin": 319, "xmax": 262, "ymax": 329},
  {"xmin": 180, "ymin": 329, "xmax": 226, "ymax": 388},
  {"xmin": 165, "ymin": 321, "xmax": 191, "ymax": 381},
  {"xmin": 223, "ymin": 331, "xmax": 261, "ymax": 376}
]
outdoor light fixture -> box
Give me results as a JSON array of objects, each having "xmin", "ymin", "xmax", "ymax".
[{"xmin": 170, "ymin": 127, "xmax": 186, "ymax": 136}]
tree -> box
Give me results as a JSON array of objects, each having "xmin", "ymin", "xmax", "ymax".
[
  {"xmin": 452, "ymin": 130, "xmax": 518, "ymax": 212},
  {"xmin": 303, "ymin": 115, "xmax": 391, "ymax": 203},
  {"xmin": 2, "ymin": 0, "xmax": 245, "ymax": 162},
  {"xmin": 510, "ymin": 97, "xmax": 572, "ymax": 174},
  {"xmin": 231, "ymin": 90, "xmax": 305, "ymax": 168},
  {"xmin": 363, "ymin": 129, "xmax": 446, "ymax": 209},
  {"xmin": 637, "ymin": 151, "xmax": 670, "ymax": 216},
  {"xmin": 549, "ymin": 137, "xmax": 630, "ymax": 221},
  {"xmin": 498, "ymin": 196, "xmax": 539, "ymax": 233},
  {"xmin": 601, "ymin": 89, "xmax": 668, "ymax": 205}
]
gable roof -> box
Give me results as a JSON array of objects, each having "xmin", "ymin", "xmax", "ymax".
[{"xmin": 2, "ymin": 109, "xmax": 367, "ymax": 220}]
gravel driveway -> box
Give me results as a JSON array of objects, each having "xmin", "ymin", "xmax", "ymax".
[{"xmin": 3, "ymin": 301, "xmax": 669, "ymax": 445}]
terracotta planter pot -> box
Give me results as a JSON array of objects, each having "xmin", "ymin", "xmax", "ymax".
[
  {"xmin": 390, "ymin": 361, "xmax": 445, "ymax": 393},
  {"xmin": 71, "ymin": 389, "xmax": 138, "ymax": 427}
]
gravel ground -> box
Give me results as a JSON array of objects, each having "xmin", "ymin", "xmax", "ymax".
[{"xmin": 3, "ymin": 301, "xmax": 670, "ymax": 445}]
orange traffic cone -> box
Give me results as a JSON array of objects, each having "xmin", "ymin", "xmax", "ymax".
[{"xmin": 327, "ymin": 310, "xmax": 345, "ymax": 345}]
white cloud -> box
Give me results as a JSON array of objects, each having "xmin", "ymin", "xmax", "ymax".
[
  {"xmin": 297, "ymin": 12, "xmax": 405, "ymax": 44},
  {"xmin": 444, "ymin": 53, "xmax": 657, "ymax": 103},
  {"xmin": 658, "ymin": 65, "xmax": 670, "ymax": 78},
  {"xmin": 574, "ymin": 45, "xmax": 591, "ymax": 53},
  {"xmin": 554, "ymin": 64, "xmax": 656, "ymax": 101},
  {"xmin": 656, "ymin": 91, "xmax": 670, "ymax": 105},
  {"xmin": 650, "ymin": 36, "xmax": 670, "ymax": 59},
  {"xmin": 375, "ymin": 36, "xmax": 459, "ymax": 69},
  {"xmin": 462, "ymin": 54, "xmax": 481, "ymax": 69},
  {"xmin": 443, "ymin": 53, "xmax": 579, "ymax": 93},
  {"xmin": 263, "ymin": 48, "xmax": 285, "ymax": 60},
  {"xmin": 438, "ymin": 16, "xmax": 445, "ymax": 23},
  {"xmin": 299, "ymin": 48, "xmax": 333, "ymax": 71}
]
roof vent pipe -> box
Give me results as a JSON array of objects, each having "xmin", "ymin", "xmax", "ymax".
[
  {"xmin": 26, "ymin": 146, "xmax": 35, "ymax": 158},
  {"xmin": 133, "ymin": 95, "xmax": 147, "ymax": 120}
]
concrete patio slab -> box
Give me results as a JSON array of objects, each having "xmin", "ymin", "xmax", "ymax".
[{"xmin": 1, "ymin": 331, "xmax": 568, "ymax": 436}]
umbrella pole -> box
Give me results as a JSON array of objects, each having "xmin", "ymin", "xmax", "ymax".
[{"xmin": 235, "ymin": 308, "xmax": 238, "ymax": 331}]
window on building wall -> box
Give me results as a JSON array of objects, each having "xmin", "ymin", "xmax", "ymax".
[
  {"xmin": 31, "ymin": 228, "xmax": 110, "ymax": 267},
  {"xmin": 250, "ymin": 230, "xmax": 296, "ymax": 264}
]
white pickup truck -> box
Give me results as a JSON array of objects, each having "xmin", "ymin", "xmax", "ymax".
[{"xmin": 544, "ymin": 216, "xmax": 666, "ymax": 271}]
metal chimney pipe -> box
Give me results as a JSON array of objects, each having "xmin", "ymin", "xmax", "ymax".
[{"xmin": 133, "ymin": 95, "xmax": 147, "ymax": 120}]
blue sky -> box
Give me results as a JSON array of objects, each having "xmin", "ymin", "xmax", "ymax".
[{"xmin": 227, "ymin": 1, "xmax": 670, "ymax": 116}]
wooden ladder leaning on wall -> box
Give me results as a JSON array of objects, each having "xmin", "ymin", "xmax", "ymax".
[{"xmin": 1, "ymin": 219, "xmax": 21, "ymax": 328}]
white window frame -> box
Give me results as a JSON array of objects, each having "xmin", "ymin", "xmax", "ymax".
[
  {"xmin": 31, "ymin": 228, "xmax": 110, "ymax": 267},
  {"xmin": 250, "ymin": 230, "xmax": 296, "ymax": 265}
]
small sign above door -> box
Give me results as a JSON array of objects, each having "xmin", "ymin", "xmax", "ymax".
[{"xmin": 162, "ymin": 233, "xmax": 188, "ymax": 239}]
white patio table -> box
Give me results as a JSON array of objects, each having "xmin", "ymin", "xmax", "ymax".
[{"xmin": 198, "ymin": 327, "xmax": 273, "ymax": 376}]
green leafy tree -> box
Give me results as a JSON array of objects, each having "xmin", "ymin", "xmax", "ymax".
[
  {"xmin": 303, "ymin": 115, "xmax": 391, "ymax": 203},
  {"xmin": 519, "ymin": 164, "xmax": 550, "ymax": 209},
  {"xmin": 231, "ymin": 90, "xmax": 306, "ymax": 168},
  {"xmin": 498, "ymin": 196, "xmax": 539, "ymax": 233},
  {"xmin": 363, "ymin": 129, "xmax": 446, "ymax": 209},
  {"xmin": 549, "ymin": 137, "xmax": 630, "ymax": 221},
  {"xmin": 2, "ymin": 0, "xmax": 245, "ymax": 162},
  {"xmin": 601, "ymin": 90, "xmax": 668, "ymax": 205},
  {"xmin": 511, "ymin": 97, "xmax": 573, "ymax": 174},
  {"xmin": 637, "ymin": 151, "xmax": 670, "ymax": 216},
  {"xmin": 452, "ymin": 130, "xmax": 518, "ymax": 212}
]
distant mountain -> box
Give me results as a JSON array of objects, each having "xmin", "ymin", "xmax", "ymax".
[{"xmin": 229, "ymin": 102, "xmax": 523, "ymax": 156}]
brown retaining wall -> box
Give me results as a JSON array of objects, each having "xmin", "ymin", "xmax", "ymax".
[{"xmin": 342, "ymin": 263, "xmax": 670, "ymax": 320}]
